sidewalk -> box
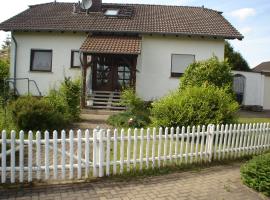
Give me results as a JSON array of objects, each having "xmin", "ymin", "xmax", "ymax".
[{"xmin": 0, "ymin": 162, "xmax": 268, "ymax": 200}]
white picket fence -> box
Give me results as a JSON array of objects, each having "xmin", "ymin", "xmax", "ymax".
[{"xmin": 0, "ymin": 123, "xmax": 270, "ymax": 183}]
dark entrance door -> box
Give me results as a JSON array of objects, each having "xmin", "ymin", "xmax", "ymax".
[{"xmin": 92, "ymin": 55, "xmax": 136, "ymax": 91}]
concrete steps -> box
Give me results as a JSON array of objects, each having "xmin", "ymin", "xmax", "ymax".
[{"xmin": 87, "ymin": 91, "xmax": 126, "ymax": 110}]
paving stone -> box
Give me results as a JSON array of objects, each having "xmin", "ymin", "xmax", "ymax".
[{"xmin": 0, "ymin": 163, "xmax": 268, "ymax": 200}]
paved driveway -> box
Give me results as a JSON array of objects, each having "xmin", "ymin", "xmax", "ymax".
[{"xmin": 0, "ymin": 163, "xmax": 268, "ymax": 200}]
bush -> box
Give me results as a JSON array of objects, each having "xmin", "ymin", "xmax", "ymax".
[
  {"xmin": 10, "ymin": 96, "xmax": 66, "ymax": 131},
  {"xmin": 240, "ymin": 153, "xmax": 270, "ymax": 196},
  {"xmin": 107, "ymin": 111, "xmax": 150, "ymax": 128},
  {"xmin": 107, "ymin": 88, "xmax": 151, "ymax": 128},
  {"xmin": 45, "ymin": 77, "xmax": 81, "ymax": 122},
  {"xmin": 180, "ymin": 56, "xmax": 233, "ymax": 91},
  {"xmin": 0, "ymin": 59, "xmax": 9, "ymax": 97},
  {"xmin": 151, "ymin": 86, "xmax": 239, "ymax": 127},
  {"xmin": 0, "ymin": 106, "xmax": 16, "ymax": 132}
]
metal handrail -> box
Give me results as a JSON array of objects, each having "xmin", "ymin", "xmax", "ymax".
[{"xmin": 4, "ymin": 78, "xmax": 42, "ymax": 96}]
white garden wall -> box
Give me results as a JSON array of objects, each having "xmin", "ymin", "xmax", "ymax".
[
  {"xmin": 10, "ymin": 32, "xmax": 86, "ymax": 96},
  {"xmin": 136, "ymin": 35, "xmax": 225, "ymax": 101},
  {"xmin": 232, "ymin": 71, "xmax": 264, "ymax": 108}
]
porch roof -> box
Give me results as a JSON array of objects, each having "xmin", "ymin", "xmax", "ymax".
[{"xmin": 80, "ymin": 35, "xmax": 141, "ymax": 55}]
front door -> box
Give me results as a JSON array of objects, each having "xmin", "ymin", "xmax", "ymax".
[{"xmin": 92, "ymin": 55, "xmax": 135, "ymax": 91}]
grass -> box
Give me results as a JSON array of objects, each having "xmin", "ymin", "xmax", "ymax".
[{"xmin": 238, "ymin": 117, "xmax": 270, "ymax": 124}]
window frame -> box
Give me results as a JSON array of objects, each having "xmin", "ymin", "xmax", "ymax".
[
  {"xmin": 70, "ymin": 50, "xmax": 81, "ymax": 68},
  {"xmin": 30, "ymin": 49, "xmax": 53, "ymax": 72},
  {"xmin": 170, "ymin": 53, "xmax": 195, "ymax": 78}
]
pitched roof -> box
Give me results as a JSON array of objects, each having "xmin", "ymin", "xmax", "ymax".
[
  {"xmin": 253, "ymin": 61, "xmax": 270, "ymax": 75},
  {"xmin": 80, "ymin": 35, "xmax": 141, "ymax": 54},
  {"xmin": 0, "ymin": 2, "xmax": 243, "ymax": 40}
]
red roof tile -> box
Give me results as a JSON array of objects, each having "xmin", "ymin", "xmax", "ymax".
[
  {"xmin": 0, "ymin": 3, "xmax": 243, "ymax": 40},
  {"xmin": 80, "ymin": 35, "xmax": 141, "ymax": 54}
]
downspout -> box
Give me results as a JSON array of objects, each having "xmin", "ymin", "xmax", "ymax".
[{"xmin": 11, "ymin": 33, "xmax": 17, "ymax": 92}]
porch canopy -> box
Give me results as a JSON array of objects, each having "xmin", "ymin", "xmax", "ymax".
[{"xmin": 80, "ymin": 35, "xmax": 141, "ymax": 55}]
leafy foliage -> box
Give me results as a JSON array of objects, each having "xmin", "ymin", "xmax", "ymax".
[
  {"xmin": 0, "ymin": 106, "xmax": 16, "ymax": 132},
  {"xmin": 107, "ymin": 88, "xmax": 151, "ymax": 128},
  {"xmin": 10, "ymin": 96, "xmax": 66, "ymax": 131},
  {"xmin": 46, "ymin": 77, "xmax": 81, "ymax": 121},
  {"xmin": 225, "ymin": 41, "xmax": 250, "ymax": 71},
  {"xmin": 240, "ymin": 153, "xmax": 270, "ymax": 196},
  {"xmin": 180, "ymin": 56, "xmax": 233, "ymax": 91},
  {"xmin": 151, "ymin": 86, "xmax": 239, "ymax": 127},
  {"xmin": 0, "ymin": 59, "xmax": 9, "ymax": 97},
  {"xmin": 107, "ymin": 111, "xmax": 150, "ymax": 128},
  {"xmin": 10, "ymin": 78, "xmax": 81, "ymax": 131}
]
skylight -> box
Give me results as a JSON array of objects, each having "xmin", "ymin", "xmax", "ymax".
[{"xmin": 105, "ymin": 9, "xmax": 119, "ymax": 16}]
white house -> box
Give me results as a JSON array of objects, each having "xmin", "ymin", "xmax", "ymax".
[{"xmin": 0, "ymin": 1, "xmax": 244, "ymax": 109}]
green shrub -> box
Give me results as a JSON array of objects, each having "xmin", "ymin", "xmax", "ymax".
[
  {"xmin": 10, "ymin": 96, "xmax": 66, "ymax": 131},
  {"xmin": 107, "ymin": 88, "xmax": 151, "ymax": 128},
  {"xmin": 0, "ymin": 59, "xmax": 9, "ymax": 97},
  {"xmin": 151, "ymin": 86, "xmax": 239, "ymax": 127},
  {"xmin": 180, "ymin": 56, "xmax": 233, "ymax": 91},
  {"xmin": 60, "ymin": 77, "xmax": 81, "ymax": 120},
  {"xmin": 0, "ymin": 106, "xmax": 16, "ymax": 132},
  {"xmin": 240, "ymin": 153, "xmax": 270, "ymax": 196},
  {"xmin": 119, "ymin": 88, "xmax": 145, "ymax": 113},
  {"xmin": 107, "ymin": 111, "xmax": 150, "ymax": 128},
  {"xmin": 45, "ymin": 77, "xmax": 81, "ymax": 122}
]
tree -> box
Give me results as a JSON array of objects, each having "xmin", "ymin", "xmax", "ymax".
[
  {"xmin": 0, "ymin": 35, "xmax": 11, "ymax": 64},
  {"xmin": 225, "ymin": 41, "xmax": 250, "ymax": 71},
  {"xmin": 179, "ymin": 56, "xmax": 233, "ymax": 92}
]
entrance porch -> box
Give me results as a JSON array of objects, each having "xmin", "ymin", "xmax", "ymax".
[{"xmin": 80, "ymin": 35, "xmax": 141, "ymax": 109}]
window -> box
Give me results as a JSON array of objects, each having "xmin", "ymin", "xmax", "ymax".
[
  {"xmin": 171, "ymin": 54, "xmax": 195, "ymax": 77},
  {"xmin": 71, "ymin": 50, "xmax": 81, "ymax": 68},
  {"xmin": 30, "ymin": 49, "xmax": 52, "ymax": 72},
  {"xmin": 104, "ymin": 9, "xmax": 119, "ymax": 16}
]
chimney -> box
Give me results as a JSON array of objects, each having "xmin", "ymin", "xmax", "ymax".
[{"xmin": 90, "ymin": 0, "xmax": 102, "ymax": 12}]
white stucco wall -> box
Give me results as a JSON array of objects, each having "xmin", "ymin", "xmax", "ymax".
[
  {"xmin": 232, "ymin": 70, "xmax": 264, "ymax": 107},
  {"xmin": 10, "ymin": 32, "xmax": 87, "ymax": 96},
  {"xmin": 264, "ymin": 76, "xmax": 270, "ymax": 110},
  {"xmin": 136, "ymin": 35, "xmax": 225, "ymax": 101}
]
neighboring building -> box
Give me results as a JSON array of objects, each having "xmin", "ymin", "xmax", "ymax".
[
  {"xmin": 0, "ymin": 1, "xmax": 243, "ymax": 108},
  {"xmin": 231, "ymin": 61, "xmax": 270, "ymax": 110},
  {"xmin": 254, "ymin": 61, "xmax": 270, "ymax": 76}
]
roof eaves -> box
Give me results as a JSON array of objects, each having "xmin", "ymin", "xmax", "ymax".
[{"xmin": 2, "ymin": 28, "xmax": 243, "ymax": 40}]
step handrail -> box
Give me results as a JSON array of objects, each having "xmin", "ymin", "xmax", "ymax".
[{"xmin": 5, "ymin": 78, "xmax": 42, "ymax": 96}]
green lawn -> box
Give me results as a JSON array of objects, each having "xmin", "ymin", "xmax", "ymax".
[{"xmin": 238, "ymin": 117, "xmax": 270, "ymax": 124}]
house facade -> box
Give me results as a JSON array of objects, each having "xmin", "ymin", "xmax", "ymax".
[{"xmin": 0, "ymin": 1, "xmax": 243, "ymax": 107}]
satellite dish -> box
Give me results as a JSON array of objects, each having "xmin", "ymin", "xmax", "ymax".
[{"xmin": 80, "ymin": 0, "xmax": 92, "ymax": 10}]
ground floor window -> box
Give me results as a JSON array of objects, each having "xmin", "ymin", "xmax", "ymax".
[
  {"xmin": 30, "ymin": 49, "xmax": 52, "ymax": 72},
  {"xmin": 171, "ymin": 54, "xmax": 195, "ymax": 77},
  {"xmin": 71, "ymin": 50, "xmax": 81, "ymax": 68}
]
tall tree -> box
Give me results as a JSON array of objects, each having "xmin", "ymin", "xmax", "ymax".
[
  {"xmin": 0, "ymin": 35, "xmax": 11, "ymax": 63},
  {"xmin": 225, "ymin": 41, "xmax": 250, "ymax": 71}
]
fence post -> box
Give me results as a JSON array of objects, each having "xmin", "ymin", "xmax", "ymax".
[
  {"xmin": 98, "ymin": 129, "xmax": 105, "ymax": 177},
  {"xmin": 207, "ymin": 125, "xmax": 215, "ymax": 162},
  {"xmin": 93, "ymin": 128, "xmax": 105, "ymax": 177}
]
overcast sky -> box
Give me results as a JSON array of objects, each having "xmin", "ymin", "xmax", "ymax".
[{"xmin": 0, "ymin": 0, "xmax": 270, "ymax": 68}]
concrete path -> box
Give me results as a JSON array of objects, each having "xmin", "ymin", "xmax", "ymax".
[{"xmin": 0, "ymin": 163, "xmax": 268, "ymax": 200}]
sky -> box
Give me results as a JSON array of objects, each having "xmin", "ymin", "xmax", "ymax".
[{"xmin": 0, "ymin": 0, "xmax": 269, "ymax": 68}]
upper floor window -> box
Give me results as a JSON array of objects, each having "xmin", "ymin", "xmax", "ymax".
[
  {"xmin": 30, "ymin": 49, "xmax": 52, "ymax": 72},
  {"xmin": 171, "ymin": 54, "xmax": 195, "ymax": 77},
  {"xmin": 71, "ymin": 50, "xmax": 81, "ymax": 68},
  {"xmin": 104, "ymin": 9, "xmax": 119, "ymax": 17}
]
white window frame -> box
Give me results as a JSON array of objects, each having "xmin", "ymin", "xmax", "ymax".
[{"xmin": 171, "ymin": 54, "xmax": 195, "ymax": 77}]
